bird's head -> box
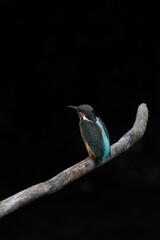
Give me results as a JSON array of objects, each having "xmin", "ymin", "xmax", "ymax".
[{"xmin": 67, "ymin": 104, "xmax": 97, "ymax": 122}]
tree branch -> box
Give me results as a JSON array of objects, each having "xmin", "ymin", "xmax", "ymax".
[{"xmin": 0, "ymin": 103, "xmax": 149, "ymax": 218}]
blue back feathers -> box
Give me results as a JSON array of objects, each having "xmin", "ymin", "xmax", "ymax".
[{"xmin": 96, "ymin": 119, "xmax": 110, "ymax": 162}]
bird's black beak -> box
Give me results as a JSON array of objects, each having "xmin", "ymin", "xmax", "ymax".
[{"xmin": 66, "ymin": 105, "xmax": 78, "ymax": 111}]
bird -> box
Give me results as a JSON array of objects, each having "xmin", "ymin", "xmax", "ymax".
[{"xmin": 67, "ymin": 104, "xmax": 110, "ymax": 162}]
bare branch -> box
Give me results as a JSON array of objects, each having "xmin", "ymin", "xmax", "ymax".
[{"xmin": 0, "ymin": 103, "xmax": 149, "ymax": 218}]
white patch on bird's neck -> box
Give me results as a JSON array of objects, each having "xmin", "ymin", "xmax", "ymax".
[
  {"xmin": 82, "ymin": 114, "xmax": 93, "ymax": 122},
  {"xmin": 83, "ymin": 115, "xmax": 91, "ymax": 121},
  {"xmin": 79, "ymin": 111, "xmax": 93, "ymax": 122}
]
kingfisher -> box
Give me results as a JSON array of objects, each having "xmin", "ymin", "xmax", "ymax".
[{"xmin": 67, "ymin": 104, "xmax": 110, "ymax": 162}]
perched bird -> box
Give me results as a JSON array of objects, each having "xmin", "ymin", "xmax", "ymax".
[{"xmin": 67, "ymin": 104, "xmax": 110, "ymax": 162}]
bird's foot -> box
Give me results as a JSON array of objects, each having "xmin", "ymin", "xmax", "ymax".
[{"xmin": 90, "ymin": 155, "xmax": 97, "ymax": 160}]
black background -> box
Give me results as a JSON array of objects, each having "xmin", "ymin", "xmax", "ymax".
[{"xmin": 0, "ymin": 0, "xmax": 159, "ymax": 239}]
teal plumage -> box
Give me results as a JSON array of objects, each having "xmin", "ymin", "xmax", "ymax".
[{"xmin": 95, "ymin": 118, "xmax": 110, "ymax": 162}]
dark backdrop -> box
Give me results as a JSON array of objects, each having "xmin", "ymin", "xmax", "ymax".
[{"xmin": 0, "ymin": 1, "xmax": 158, "ymax": 239}]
